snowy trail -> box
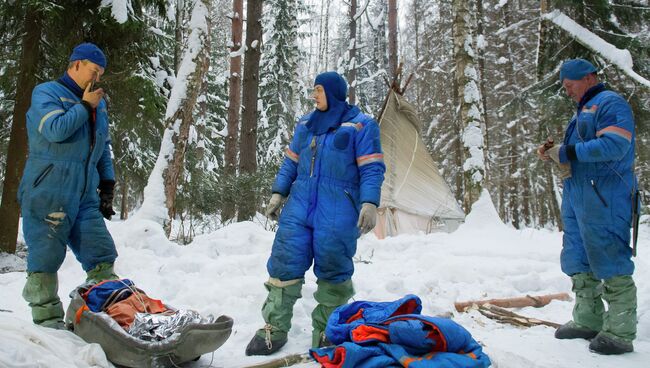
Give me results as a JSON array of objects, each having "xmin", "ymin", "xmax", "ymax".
[{"xmin": 0, "ymin": 192, "xmax": 648, "ymax": 367}]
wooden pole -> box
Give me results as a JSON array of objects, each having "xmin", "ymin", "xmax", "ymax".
[{"xmin": 454, "ymin": 292, "xmax": 571, "ymax": 312}]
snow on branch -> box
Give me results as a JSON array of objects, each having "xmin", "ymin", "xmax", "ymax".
[
  {"xmin": 543, "ymin": 10, "xmax": 650, "ymax": 88},
  {"xmin": 100, "ymin": 0, "xmax": 133, "ymax": 24}
]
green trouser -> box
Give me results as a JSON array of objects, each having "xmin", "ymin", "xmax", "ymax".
[
  {"xmin": 256, "ymin": 278, "xmax": 304, "ymax": 341},
  {"xmin": 602, "ymin": 275, "xmax": 637, "ymax": 342},
  {"xmin": 311, "ymin": 279, "xmax": 354, "ymax": 348},
  {"xmin": 22, "ymin": 272, "xmax": 64, "ymax": 327},
  {"xmin": 571, "ymin": 272, "xmax": 605, "ymax": 332},
  {"xmin": 85, "ymin": 262, "xmax": 118, "ymax": 284}
]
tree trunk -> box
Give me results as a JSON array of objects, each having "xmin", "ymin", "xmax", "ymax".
[
  {"xmin": 163, "ymin": 1, "xmax": 211, "ymax": 235},
  {"xmin": 387, "ymin": 0, "xmax": 398, "ymax": 79},
  {"xmin": 222, "ymin": 0, "xmax": 243, "ymax": 222},
  {"xmin": 348, "ymin": 0, "xmax": 357, "ymax": 104},
  {"xmin": 174, "ymin": 0, "xmax": 185, "ymax": 73},
  {"xmin": 136, "ymin": 0, "xmax": 211, "ymax": 235},
  {"xmin": 0, "ymin": 5, "xmax": 42, "ymax": 254},
  {"xmin": 237, "ymin": 0, "xmax": 263, "ymax": 222},
  {"xmin": 120, "ymin": 174, "xmax": 128, "ymax": 220},
  {"xmin": 453, "ymin": 0, "xmax": 485, "ymax": 211}
]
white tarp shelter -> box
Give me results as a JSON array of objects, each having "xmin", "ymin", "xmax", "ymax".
[{"xmin": 374, "ymin": 90, "xmax": 465, "ymax": 239}]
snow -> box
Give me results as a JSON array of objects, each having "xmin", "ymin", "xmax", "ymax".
[
  {"xmin": 100, "ymin": 0, "xmax": 131, "ymax": 24},
  {"xmin": 543, "ymin": 10, "xmax": 650, "ymax": 87},
  {"xmin": 1, "ymin": 193, "xmax": 649, "ymax": 367}
]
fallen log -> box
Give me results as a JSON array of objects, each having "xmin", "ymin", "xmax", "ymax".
[
  {"xmin": 454, "ymin": 292, "xmax": 571, "ymax": 312},
  {"xmin": 242, "ymin": 353, "xmax": 313, "ymax": 368},
  {"xmin": 477, "ymin": 303, "xmax": 562, "ymax": 328}
]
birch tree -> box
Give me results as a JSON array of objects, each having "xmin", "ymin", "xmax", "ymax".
[
  {"xmin": 136, "ymin": 0, "xmax": 211, "ymax": 235},
  {"xmin": 453, "ymin": 0, "xmax": 486, "ymax": 212}
]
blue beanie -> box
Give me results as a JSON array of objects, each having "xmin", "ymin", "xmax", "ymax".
[
  {"xmin": 69, "ymin": 43, "xmax": 107, "ymax": 69},
  {"xmin": 559, "ymin": 58, "xmax": 596, "ymax": 82}
]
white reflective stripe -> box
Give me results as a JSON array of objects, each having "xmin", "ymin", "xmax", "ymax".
[
  {"xmin": 38, "ymin": 109, "xmax": 65, "ymax": 133},
  {"xmin": 341, "ymin": 122, "xmax": 363, "ymax": 131},
  {"xmin": 357, "ymin": 156, "xmax": 384, "ymax": 167},
  {"xmin": 59, "ymin": 97, "xmax": 79, "ymax": 103}
]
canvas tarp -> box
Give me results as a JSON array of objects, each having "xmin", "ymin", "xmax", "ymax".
[{"xmin": 374, "ymin": 91, "xmax": 465, "ymax": 238}]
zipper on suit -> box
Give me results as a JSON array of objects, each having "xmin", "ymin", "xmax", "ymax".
[
  {"xmin": 590, "ymin": 180, "xmax": 608, "ymax": 207},
  {"xmin": 344, "ymin": 190, "xmax": 359, "ymax": 215},
  {"xmin": 309, "ymin": 136, "xmax": 317, "ymax": 177},
  {"xmin": 33, "ymin": 164, "xmax": 54, "ymax": 188}
]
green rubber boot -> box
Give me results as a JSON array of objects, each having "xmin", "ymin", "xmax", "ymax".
[
  {"xmin": 246, "ymin": 278, "xmax": 303, "ymax": 356},
  {"xmin": 22, "ymin": 272, "xmax": 65, "ymax": 329},
  {"xmin": 556, "ymin": 272, "xmax": 604, "ymax": 340},
  {"xmin": 85, "ymin": 262, "xmax": 119, "ymax": 285},
  {"xmin": 311, "ymin": 279, "xmax": 354, "ymax": 348},
  {"xmin": 589, "ymin": 275, "xmax": 636, "ymax": 355}
]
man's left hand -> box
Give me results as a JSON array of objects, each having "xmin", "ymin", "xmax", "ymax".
[
  {"xmin": 357, "ymin": 203, "xmax": 377, "ymax": 235},
  {"xmin": 98, "ymin": 180, "xmax": 116, "ymax": 220}
]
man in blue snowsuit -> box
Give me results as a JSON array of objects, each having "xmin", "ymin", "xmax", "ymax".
[
  {"xmin": 538, "ymin": 59, "xmax": 637, "ymax": 355},
  {"xmin": 246, "ymin": 71, "xmax": 386, "ymax": 355},
  {"xmin": 19, "ymin": 43, "xmax": 119, "ymax": 329}
]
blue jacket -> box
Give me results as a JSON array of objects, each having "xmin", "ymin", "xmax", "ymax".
[
  {"xmin": 558, "ymin": 84, "xmax": 636, "ymax": 279},
  {"xmin": 18, "ymin": 80, "xmax": 114, "ymax": 218},
  {"xmin": 311, "ymin": 295, "xmax": 491, "ymax": 368}
]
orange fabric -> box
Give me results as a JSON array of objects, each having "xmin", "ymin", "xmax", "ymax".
[
  {"xmin": 351, "ymin": 325, "xmax": 390, "ymax": 343},
  {"xmin": 345, "ymin": 308, "xmax": 365, "ymax": 324},
  {"xmin": 401, "ymin": 352, "xmax": 436, "ymax": 367},
  {"xmin": 311, "ymin": 346, "xmax": 347, "ymax": 368},
  {"xmin": 391, "ymin": 299, "xmax": 419, "ymax": 317},
  {"xmin": 105, "ymin": 292, "xmax": 167, "ymax": 329},
  {"xmin": 75, "ymin": 305, "xmax": 89, "ymax": 324}
]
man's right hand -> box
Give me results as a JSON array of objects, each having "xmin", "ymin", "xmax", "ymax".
[
  {"xmin": 536, "ymin": 143, "xmax": 551, "ymax": 161},
  {"xmin": 265, "ymin": 193, "xmax": 285, "ymax": 221},
  {"xmin": 83, "ymin": 82, "xmax": 104, "ymax": 108}
]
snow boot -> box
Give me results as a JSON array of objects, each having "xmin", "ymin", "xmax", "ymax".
[
  {"xmin": 22, "ymin": 272, "xmax": 65, "ymax": 328},
  {"xmin": 85, "ymin": 262, "xmax": 119, "ymax": 285},
  {"xmin": 589, "ymin": 275, "xmax": 636, "ymax": 354},
  {"xmin": 311, "ymin": 279, "xmax": 354, "ymax": 348},
  {"xmin": 589, "ymin": 332, "xmax": 633, "ymax": 355},
  {"xmin": 556, "ymin": 272, "xmax": 603, "ymax": 340},
  {"xmin": 246, "ymin": 278, "xmax": 303, "ymax": 356},
  {"xmin": 555, "ymin": 321, "xmax": 598, "ymax": 340}
]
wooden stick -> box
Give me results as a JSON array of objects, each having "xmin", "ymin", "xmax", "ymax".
[
  {"xmin": 454, "ymin": 292, "xmax": 571, "ymax": 312},
  {"xmin": 477, "ymin": 304, "xmax": 561, "ymax": 328},
  {"xmin": 242, "ymin": 353, "xmax": 312, "ymax": 368}
]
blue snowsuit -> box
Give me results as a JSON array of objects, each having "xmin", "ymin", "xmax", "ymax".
[
  {"xmin": 558, "ymin": 84, "xmax": 636, "ymax": 280},
  {"xmin": 267, "ymin": 109, "xmax": 385, "ymax": 284},
  {"xmin": 18, "ymin": 77, "xmax": 117, "ymax": 273}
]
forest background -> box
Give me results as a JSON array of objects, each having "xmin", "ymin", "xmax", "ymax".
[{"xmin": 0, "ymin": 0, "xmax": 648, "ymax": 253}]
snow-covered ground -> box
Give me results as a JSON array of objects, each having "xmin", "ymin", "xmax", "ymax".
[{"xmin": 1, "ymin": 192, "xmax": 649, "ymax": 367}]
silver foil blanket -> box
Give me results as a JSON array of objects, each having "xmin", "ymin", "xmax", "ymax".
[{"xmin": 128, "ymin": 309, "xmax": 216, "ymax": 341}]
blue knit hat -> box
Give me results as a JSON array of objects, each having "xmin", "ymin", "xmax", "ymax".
[
  {"xmin": 69, "ymin": 43, "xmax": 107, "ymax": 69},
  {"xmin": 559, "ymin": 59, "xmax": 596, "ymax": 82}
]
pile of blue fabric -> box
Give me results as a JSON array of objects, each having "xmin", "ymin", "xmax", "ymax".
[{"xmin": 310, "ymin": 294, "xmax": 491, "ymax": 367}]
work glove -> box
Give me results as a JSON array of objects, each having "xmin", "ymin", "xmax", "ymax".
[
  {"xmin": 98, "ymin": 180, "xmax": 116, "ymax": 220},
  {"xmin": 265, "ymin": 193, "xmax": 285, "ymax": 221},
  {"xmin": 357, "ymin": 203, "xmax": 377, "ymax": 235},
  {"xmin": 544, "ymin": 145, "xmax": 572, "ymax": 180}
]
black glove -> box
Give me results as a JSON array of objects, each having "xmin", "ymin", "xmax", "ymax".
[{"xmin": 98, "ymin": 180, "xmax": 116, "ymax": 220}]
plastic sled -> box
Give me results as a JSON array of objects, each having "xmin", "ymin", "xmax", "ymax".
[{"xmin": 65, "ymin": 289, "xmax": 233, "ymax": 368}]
